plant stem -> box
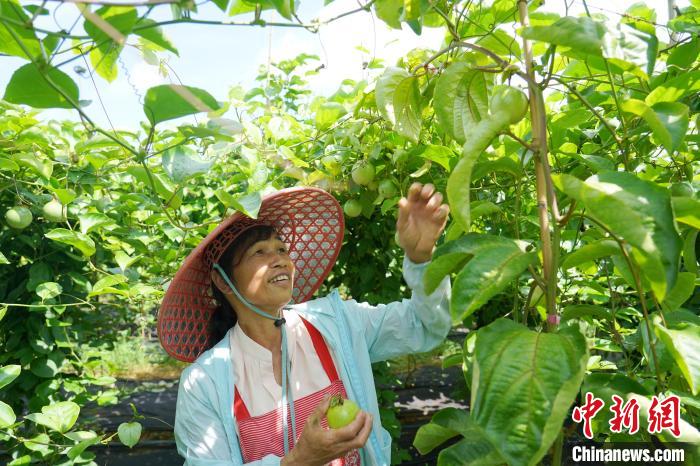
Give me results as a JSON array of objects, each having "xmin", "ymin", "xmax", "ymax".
[
  {"xmin": 517, "ymin": 0, "xmax": 558, "ymax": 330},
  {"xmin": 552, "ymin": 430, "xmax": 564, "ymax": 466}
]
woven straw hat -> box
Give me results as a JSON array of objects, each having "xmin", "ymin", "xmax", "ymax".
[{"xmin": 158, "ymin": 187, "xmax": 344, "ymax": 362}]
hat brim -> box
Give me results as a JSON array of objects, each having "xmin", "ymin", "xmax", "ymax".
[{"xmin": 157, "ymin": 187, "xmax": 344, "ymax": 362}]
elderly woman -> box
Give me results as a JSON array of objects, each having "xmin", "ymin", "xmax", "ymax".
[{"xmin": 158, "ymin": 182, "xmax": 451, "ymax": 466}]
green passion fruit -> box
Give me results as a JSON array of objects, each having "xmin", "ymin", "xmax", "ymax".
[
  {"xmin": 490, "ymin": 85, "xmax": 529, "ymax": 124},
  {"xmin": 42, "ymin": 199, "xmax": 67, "ymax": 222},
  {"xmin": 326, "ymin": 395, "xmax": 360, "ymax": 429},
  {"xmin": 378, "ymin": 179, "xmax": 397, "ymax": 198},
  {"xmin": 343, "ymin": 199, "xmax": 363, "ymax": 217},
  {"xmin": 351, "ymin": 161, "xmax": 375, "ymax": 186},
  {"xmin": 5, "ymin": 206, "xmax": 33, "ymax": 230}
]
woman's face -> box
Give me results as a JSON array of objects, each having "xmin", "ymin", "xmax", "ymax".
[{"xmin": 228, "ymin": 233, "xmax": 296, "ymax": 313}]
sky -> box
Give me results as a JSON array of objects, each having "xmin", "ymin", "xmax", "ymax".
[{"xmin": 0, "ymin": 0, "xmax": 687, "ymax": 131}]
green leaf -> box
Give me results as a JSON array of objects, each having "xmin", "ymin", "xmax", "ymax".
[
  {"xmin": 126, "ymin": 165, "xmax": 182, "ymax": 209},
  {"xmin": 561, "ymin": 304, "xmax": 612, "ymax": 322},
  {"xmin": 434, "ymin": 63, "xmax": 489, "ymax": 144},
  {"xmin": 0, "ymin": 364, "xmax": 20, "ymax": 390},
  {"xmin": 403, "ymin": 0, "xmax": 420, "ymax": 21},
  {"xmin": 89, "ymin": 46, "xmax": 120, "ymax": 82},
  {"xmin": 45, "ymin": 228, "xmax": 96, "ymax": 257},
  {"xmin": 133, "ymin": 19, "xmax": 178, "ymax": 55},
  {"xmin": 89, "ymin": 274, "xmax": 128, "ymax": 298},
  {"xmin": 374, "ymin": 0, "xmax": 402, "ymax": 29},
  {"xmin": 25, "ymin": 401, "xmax": 80, "ymax": 433},
  {"xmin": 375, "ymin": 68, "xmax": 422, "ymax": 143},
  {"xmin": 315, "ymin": 102, "xmax": 346, "ymax": 130},
  {"xmin": 0, "ymin": 156, "xmax": 19, "ymax": 171},
  {"xmin": 620, "ymin": 100, "xmax": 689, "ymax": 153},
  {"xmin": 667, "ymin": 38, "xmax": 699, "ymax": 69},
  {"xmin": 117, "ymin": 421, "xmax": 142, "ymax": 448},
  {"xmin": 4, "ymin": 63, "xmax": 79, "ymax": 109},
  {"xmin": 602, "ymin": 21, "xmax": 658, "ymax": 77},
  {"xmin": 30, "ymin": 355, "xmax": 59, "ymax": 378},
  {"xmin": 631, "ymin": 394, "xmax": 700, "ymax": 446},
  {"xmin": 0, "ymin": 0, "xmax": 43, "ymax": 59},
  {"xmin": 36, "ymin": 282, "xmax": 63, "ymax": 301},
  {"xmin": 143, "ymin": 84, "xmax": 221, "ymax": 125},
  {"xmin": 646, "ymin": 71, "xmax": 700, "ymax": 105},
  {"xmin": 211, "ymin": 0, "xmax": 229, "ymax": 11},
  {"xmin": 521, "ymin": 16, "xmax": 606, "ymax": 56},
  {"xmin": 427, "ymin": 234, "xmax": 536, "ymax": 322},
  {"xmin": 0, "ymin": 401, "xmax": 15, "ymax": 428},
  {"xmin": 655, "ymin": 323, "xmax": 700, "ymax": 395},
  {"xmin": 411, "ymin": 144, "xmax": 453, "ymax": 171},
  {"xmin": 15, "ymin": 152, "xmax": 53, "ymax": 179},
  {"xmin": 162, "ymin": 146, "xmax": 214, "ymax": 183},
  {"xmin": 683, "ymin": 229, "xmax": 698, "ymax": 275},
  {"xmin": 0, "ymin": 251, "xmax": 8, "ymax": 265},
  {"xmin": 78, "ymin": 213, "xmax": 116, "ymax": 235},
  {"xmin": 553, "ymin": 172, "xmax": 681, "ymax": 301},
  {"xmin": 673, "ymin": 197, "xmax": 700, "ymax": 229},
  {"xmin": 662, "ymin": 272, "xmax": 696, "ymax": 312},
  {"xmin": 561, "ymin": 239, "xmax": 619, "ymax": 270},
  {"xmin": 413, "ymin": 420, "xmax": 459, "ymax": 454},
  {"xmin": 214, "ymin": 190, "xmax": 262, "ymax": 218},
  {"xmin": 471, "ymin": 320, "xmax": 588, "ymax": 466}
]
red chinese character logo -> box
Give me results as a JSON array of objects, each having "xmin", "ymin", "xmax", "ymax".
[
  {"xmin": 609, "ymin": 395, "xmax": 640, "ymax": 435},
  {"xmin": 572, "ymin": 392, "xmax": 605, "ymax": 439},
  {"xmin": 648, "ymin": 395, "xmax": 680, "ymax": 438}
]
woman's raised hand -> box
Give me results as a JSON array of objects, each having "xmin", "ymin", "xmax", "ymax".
[
  {"xmin": 396, "ymin": 182, "xmax": 450, "ymax": 264},
  {"xmin": 281, "ymin": 394, "xmax": 372, "ymax": 466}
]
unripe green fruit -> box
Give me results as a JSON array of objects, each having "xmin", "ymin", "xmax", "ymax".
[
  {"xmin": 367, "ymin": 180, "xmax": 378, "ymax": 191},
  {"xmin": 351, "ymin": 162, "xmax": 375, "ymax": 186},
  {"xmin": 378, "ymin": 179, "xmax": 397, "ymax": 198},
  {"xmin": 43, "ymin": 199, "xmax": 67, "ymax": 222},
  {"xmin": 343, "ymin": 199, "xmax": 362, "ymax": 218},
  {"xmin": 670, "ymin": 182, "xmax": 695, "ymax": 198},
  {"xmin": 327, "ymin": 395, "xmax": 360, "ymax": 429},
  {"xmin": 5, "ymin": 206, "xmax": 32, "ymax": 230},
  {"xmin": 490, "ymin": 85, "xmax": 529, "ymax": 124}
]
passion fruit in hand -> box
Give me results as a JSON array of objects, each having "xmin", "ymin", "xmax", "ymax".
[
  {"xmin": 326, "ymin": 395, "xmax": 360, "ymax": 429},
  {"xmin": 5, "ymin": 206, "xmax": 33, "ymax": 230}
]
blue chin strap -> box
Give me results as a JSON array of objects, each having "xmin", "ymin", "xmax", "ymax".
[{"xmin": 212, "ymin": 263, "xmax": 297, "ymax": 455}]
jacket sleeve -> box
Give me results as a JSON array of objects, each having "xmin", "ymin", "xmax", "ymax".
[
  {"xmin": 174, "ymin": 364, "xmax": 282, "ymax": 466},
  {"xmin": 340, "ymin": 254, "xmax": 451, "ymax": 362}
]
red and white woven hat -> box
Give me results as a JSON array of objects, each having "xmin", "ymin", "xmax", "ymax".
[{"xmin": 158, "ymin": 187, "xmax": 345, "ymax": 362}]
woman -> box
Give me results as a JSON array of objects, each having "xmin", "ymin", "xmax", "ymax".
[{"xmin": 159, "ymin": 182, "xmax": 451, "ymax": 466}]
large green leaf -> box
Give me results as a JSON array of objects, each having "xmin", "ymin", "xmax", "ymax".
[
  {"xmin": 0, "ymin": 0, "xmax": 42, "ymax": 59},
  {"xmin": 45, "ymin": 229, "xmax": 96, "ymax": 257},
  {"xmin": 683, "ymin": 229, "xmax": 698, "ymax": 275},
  {"xmin": 161, "ymin": 146, "xmax": 214, "ymax": 183},
  {"xmin": 4, "ymin": 63, "xmax": 79, "ymax": 109},
  {"xmin": 656, "ymin": 323, "xmax": 700, "ymax": 395},
  {"xmin": 661, "ymin": 272, "xmax": 696, "ymax": 312},
  {"xmin": 83, "ymin": 6, "xmax": 138, "ymax": 82},
  {"xmin": 673, "ymin": 197, "xmax": 700, "ymax": 229},
  {"xmin": 620, "ymin": 100, "xmax": 689, "ymax": 153},
  {"xmin": 375, "ymin": 68, "xmax": 422, "ymax": 142},
  {"xmin": 434, "ymin": 63, "xmax": 489, "ymax": 144},
  {"xmin": 0, "ymin": 364, "xmax": 20, "ymax": 390},
  {"xmin": 602, "ymin": 21, "xmax": 658, "ymax": 77},
  {"xmin": 646, "ymin": 70, "xmax": 700, "ymax": 105},
  {"xmin": 26, "ymin": 401, "xmax": 80, "ymax": 433},
  {"xmin": 374, "ymin": 0, "xmax": 402, "ymax": 29},
  {"xmin": 521, "ymin": 16, "xmax": 606, "ymax": 56},
  {"xmin": 143, "ymin": 85, "xmax": 221, "ymax": 125},
  {"xmin": 126, "ymin": 165, "xmax": 182, "ymax": 209},
  {"xmin": 561, "ymin": 239, "xmax": 619, "ymax": 270},
  {"xmin": 426, "ymin": 234, "xmax": 537, "ymax": 322},
  {"xmin": 414, "ymin": 408, "xmax": 503, "ymax": 465},
  {"xmin": 118, "ymin": 421, "xmax": 142, "ymax": 448},
  {"xmin": 133, "ymin": 19, "xmax": 178, "ymax": 55},
  {"xmin": 471, "ymin": 320, "xmax": 588, "ymax": 466},
  {"xmin": 553, "ymin": 172, "xmax": 681, "ymax": 301},
  {"xmin": 0, "ymin": 401, "xmax": 15, "ymax": 428}
]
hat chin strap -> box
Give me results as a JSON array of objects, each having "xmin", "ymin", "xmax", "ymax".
[{"xmin": 213, "ymin": 263, "xmax": 297, "ymax": 454}]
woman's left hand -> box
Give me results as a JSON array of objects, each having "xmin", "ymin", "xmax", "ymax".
[{"xmin": 396, "ymin": 182, "xmax": 450, "ymax": 264}]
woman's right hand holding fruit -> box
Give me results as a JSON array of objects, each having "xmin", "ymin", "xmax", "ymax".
[{"xmin": 281, "ymin": 394, "xmax": 372, "ymax": 466}]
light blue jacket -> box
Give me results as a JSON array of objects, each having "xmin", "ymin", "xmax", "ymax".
[{"xmin": 173, "ymin": 255, "xmax": 451, "ymax": 465}]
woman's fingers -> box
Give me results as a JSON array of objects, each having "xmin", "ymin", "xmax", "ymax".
[
  {"xmin": 426, "ymin": 191, "xmax": 443, "ymax": 210},
  {"xmin": 309, "ymin": 394, "xmax": 331, "ymax": 428},
  {"xmin": 407, "ymin": 182, "xmax": 422, "ymax": 202},
  {"xmin": 337, "ymin": 411, "xmax": 373, "ymax": 451}
]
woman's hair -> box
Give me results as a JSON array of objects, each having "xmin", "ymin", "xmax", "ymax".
[{"xmin": 207, "ymin": 224, "xmax": 280, "ymax": 347}]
